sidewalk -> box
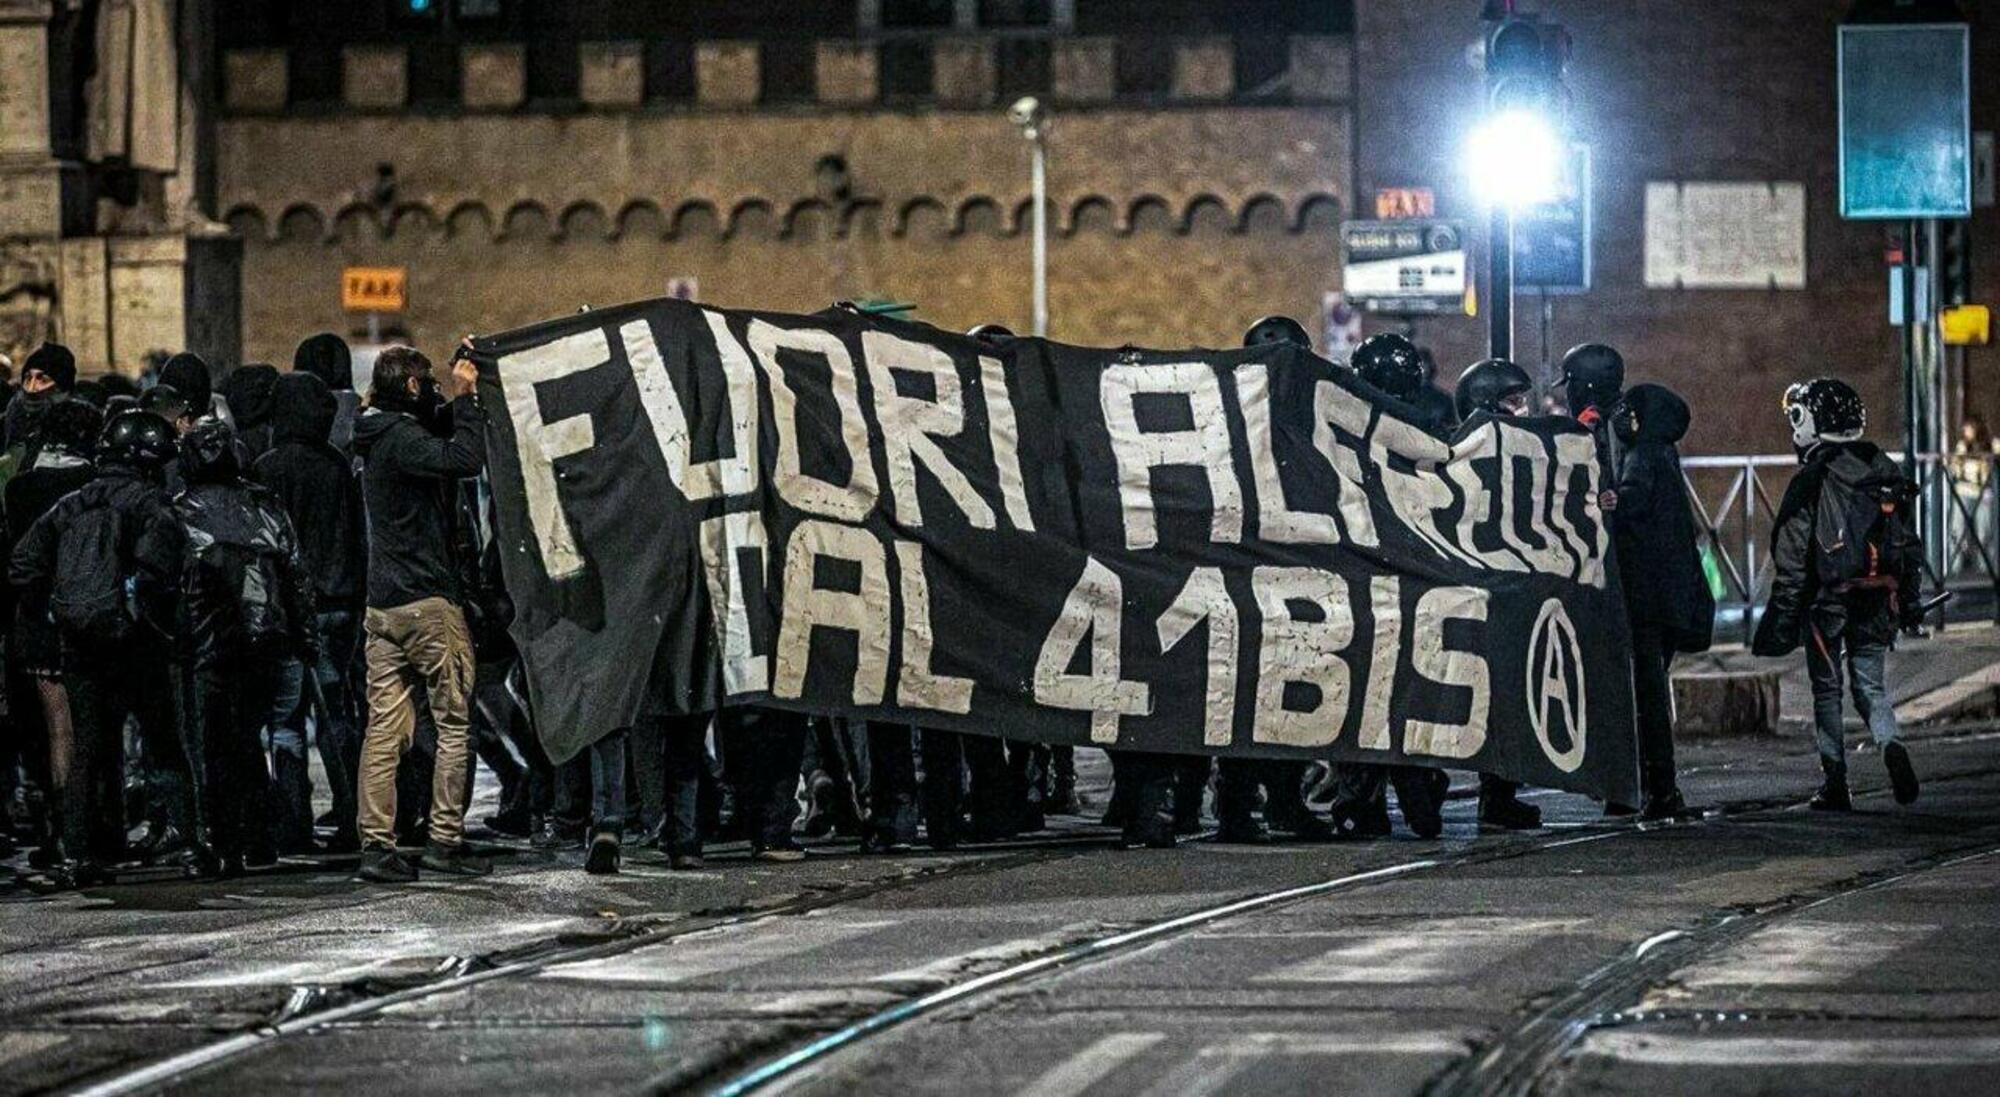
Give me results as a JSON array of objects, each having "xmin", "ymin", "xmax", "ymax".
[{"xmin": 1676, "ymin": 621, "xmax": 2000, "ymax": 730}]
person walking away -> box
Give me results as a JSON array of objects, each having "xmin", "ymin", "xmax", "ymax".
[
  {"xmin": 220, "ymin": 364, "xmax": 281, "ymax": 465},
  {"xmin": 10, "ymin": 410, "xmax": 193, "ymax": 887},
  {"xmin": 1752, "ymin": 379, "xmax": 1923, "ymax": 811},
  {"xmin": 294, "ymin": 333, "xmax": 362, "ymax": 456},
  {"xmin": 254, "ymin": 371, "xmax": 368, "ymax": 852},
  {"xmin": 2, "ymin": 400, "xmax": 103, "ymax": 867},
  {"xmin": 350, "ymin": 345, "xmax": 488, "ymax": 882},
  {"xmin": 1612, "ymin": 384, "xmax": 1713, "ymax": 819},
  {"xmin": 172, "ymin": 419, "xmax": 316, "ymax": 876}
]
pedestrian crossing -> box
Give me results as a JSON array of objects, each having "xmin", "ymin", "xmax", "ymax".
[
  {"xmin": 1674, "ymin": 921, "xmax": 1936, "ymax": 988},
  {"xmin": 1015, "ymin": 1029, "xmax": 1469, "ymax": 1097},
  {"xmin": 1246, "ymin": 917, "xmax": 1584, "ymax": 984}
]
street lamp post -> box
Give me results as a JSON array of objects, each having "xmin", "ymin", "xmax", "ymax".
[{"xmin": 1010, "ymin": 96, "xmax": 1049, "ymax": 338}]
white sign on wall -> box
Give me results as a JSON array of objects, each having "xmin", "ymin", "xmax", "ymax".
[{"xmin": 1644, "ymin": 181, "xmax": 1807, "ymax": 290}]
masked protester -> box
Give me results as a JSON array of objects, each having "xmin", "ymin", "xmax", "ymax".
[
  {"xmin": 160, "ymin": 351, "xmax": 230, "ymax": 427},
  {"xmin": 220, "ymin": 364, "xmax": 281, "ymax": 465},
  {"xmin": 10, "ymin": 410, "xmax": 193, "ymax": 888},
  {"xmin": 1450, "ymin": 359, "xmax": 1547, "ymax": 831},
  {"xmin": 254, "ymin": 371, "xmax": 368, "ymax": 852},
  {"xmin": 3, "ymin": 343, "xmax": 78, "ymax": 470},
  {"xmin": 1320, "ymin": 333, "xmax": 1451, "ymax": 841},
  {"xmin": 350, "ymin": 345, "xmax": 489, "ymax": 882},
  {"xmin": 3, "ymin": 400, "xmax": 103, "ymax": 867},
  {"xmin": 293, "ymin": 332, "xmax": 361, "ymax": 455},
  {"xmin": 1561, "ymin": 343, "xmax": 1626, "ymax": 514},
  {"xmin": 172, "ymin": 419, "xmax": 316, "ymax": 876},
  {"xmin": 1611, "ymin": 384, "xmax": 1713, "ymax": 819},
  {"xmin": 1753, "ymin": 380, "xmax": 1923, "ymax": 812}
]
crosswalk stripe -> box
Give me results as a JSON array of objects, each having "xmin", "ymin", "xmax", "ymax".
[
  {"xmin": 1585, "ymin": 1032, "xmax": 2000, "ymax": 1066},
  {"xmin": 542, "ymin": 918, "xmax": 901, "ymax": 985},
  {"xmin": 1677, "ymin": 922, "xmax": 1934, "ymax": 988},
  {"xmin": 1250, "ymin": 918, "xmax": 1582, "ymax": 984},
  {"xmin": 1018, "ymin": 1032, "xmax": 1166, "ymax": 1097}
]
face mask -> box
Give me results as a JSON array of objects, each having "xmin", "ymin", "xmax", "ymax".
[
  {"xmin": 1498, "ymin": 391, "xmax": 1531, "ymax": 417},
  {"xmin": 1786, "ymin": 401, "xmax": 1817, "ymax": 450},
  {"xmin": 1612, "ymin": 405, "xmax": 1640, "ymax": 443}
]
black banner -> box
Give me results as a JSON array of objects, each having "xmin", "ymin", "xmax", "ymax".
[{"xmin": 472, "ymin": 299, "xmax": 1638, "ymax": 804}]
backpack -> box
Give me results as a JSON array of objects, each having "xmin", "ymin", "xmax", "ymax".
[
  {"xmin": 186, "ymin": 538, "xmax": 297, "ymax": 651},
  {"xmin": 1814, "ymin": 470, "xmax": 1919, "ymax": 590},
  {"xmin": 51, "ymin": 502, "xmax": 137, "ymax": 645}
]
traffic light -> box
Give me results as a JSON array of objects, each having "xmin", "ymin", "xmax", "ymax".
[
  {"xmin": 1942, "ymin": 219, "xmax": 1971, "ymax": 306},
  {"xmin": 1469, "ymin": 12, "xmax": 1572, "ymax": 208},
  {"xmin": 1483, "ymin": 13, "xmax": 1571, "ymax": 123}
]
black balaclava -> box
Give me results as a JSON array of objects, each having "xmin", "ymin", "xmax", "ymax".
[
  {"xmin": 293, "ymin": 332, "xmax": 354, "ymax": 392},
  {"xmin": 160, "ymin": 352, "xmax": 214, "ymax": 413}
]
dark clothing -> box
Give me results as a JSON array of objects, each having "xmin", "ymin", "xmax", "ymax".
[
  {"xmin": 10, "ymin": 464, "xmax": 185, "ymax": 641},
  {"xmin": 2, "ymin": 391, "xmax": 64, "ymax": 462},
  {"xmin": 254, "ymin": 373, "xmax": 366, "ymax": 608},
  {"xmin": 864, "ymin": 721, "xmax": 921, "ymax": 845},
  {"xmin": 170, "ymin": 478, "xmax": 316, "ymax": 666},
  {"xmin": 351, "ymin": 396, "xmax": 486, "ymax": 610},
  {"xmin": 1614, "ymin": 384, "xmax": 1713, "ymax": 654},
  {"xmin": 65, "ymin": 651, "xmax": 191, "ymax": 862},
  {"xmin": 5, "ymin": 451, "xmax": 95, "ymax": 673},
  {"xmin": 286, "ymin": 608, "xmax": 362, "ymax": 843},
  {"xmin": 1631, "ymin": 621, "xmax": 1679, "ymax": 801},
  {"xmin": 1753, "ymin": 441, "xmax": 1923, "ymax": 657},
  {"xmin": 717, "ymin": 706, "xmax": 807, "ymax": 848},
  {"xmin": 183, "ymin": 656, "xmax": 282, "ymax": 861},
  {"xmin": 221, "ymin": 365, "xmax": 280, "ymax": 464}
]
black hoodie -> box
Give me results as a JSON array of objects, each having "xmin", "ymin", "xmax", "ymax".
[
  {"xmin": 1752, "ymin": 439, "xmax": 1922, "ymax": 655},
  {"xmin": 222, "ymin": 364, "xmax": 281, "ymax": 464},
  {"xmin": 253, "ymin": 372, "xmax": 367, "ymax": 608},
  {"xmin": 293, "ymin": 334, "xmax": 361, "ymax": 454},
  {"xmin": 351, "ymin": 393, "xmax": 485, "ymax": 610},
  {"xmin": 1613, "ymin": 383, "xmax": 1714, "ymax": 653}
]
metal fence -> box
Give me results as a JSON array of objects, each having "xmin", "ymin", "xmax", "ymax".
[{"xmin": 1680, "ymin": 454, "xmax": 2000, "ymax": 640}]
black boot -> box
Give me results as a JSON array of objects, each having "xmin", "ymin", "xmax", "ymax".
[
  {"xmin": 1810, "ymin": 762, "xmax": 1852, "ymax": 812},
  {"xmin": 1883, "ymin": 742, "xmax": 1920, "ymax": 805},
  {"xmin": 1479, "ymin": 788, "xmax": 1544, "ymax": 831},
  {"xmin": 1389, "ymin": 768, "xmax": 1448, "ymax": 839}
]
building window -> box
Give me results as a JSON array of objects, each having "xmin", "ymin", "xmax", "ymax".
[
  {"xmin": 979, "ymin": 0, "xmax": 1049, "ymax": 27},
  {"xmin": 525, "ymin": 38, "xmax": 580, "ymax": 103},
  {"xmin": 408, "ymin": 40, "xmax": 461, "ymax": 106},
  {"xmin": 457, "ymin": 0, "xmax": 503, "ymax": 17},
  {"xmin": 288, "ymin": 45, "xmax": 342, "ymax": 106},
  {"xmin": 882, "ymin": 0, "xmax": 954, "ymax": 29},
  {"xmin": 761, "ymin": 39, "xmax": 817, "ymax": 103},
  {"xmin": 1114, "ymin": 37, "xmax": 1172, "ymax": 97},
  {"xmin": 644, "ymin": 39, "xmax": 696, "ymax": 102},
  {"xmin": 996, "ymin": 38, "xmax": 1050, "ymax": 97},
  {"xmin": 1235, "ymin": 35, "xmax": 1288, "ymax": 96},
  {"xmin": 880, "ymin": 38, "xmax": 934, "ymax": 98}
]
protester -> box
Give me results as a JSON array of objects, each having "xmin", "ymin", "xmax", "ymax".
[
  {"xmin": 1612, "ymin": 383, "xmax": 1712, "ymax": 819},
  {"xmin": 172, "ymin": 419, "xmax": 317, "ymax": 876},
  {"xmin": 351, "ymin": 345, "xmax": 489, "ymax": 882},
  {"xmin": 220, "ymin": 364, "xmax": 281, "ymax": 464},
  {"xmin": 254, "ymin": 371, "xmax": 368, "ymax": 852},
  {"xmin": 3, "ymin": 343, "xmax": 78, "ymax": 461},
  {"xmin": 294, "ymin": 332, "xmax": 362, "ymax": 455},
  {"xmin": 1753, "ymin": 379, "xmax": 1923, "ymax": 812},
  {"xmin": 11, "ymin": 410, "xmax": 193, "ymax": 888},
  {"xmin": 160, "ymin": 352, "xmax": 229, "ymax": 426},
  {"xmin": 716, "ymin": 706, "xmax": 810, "ymax": 861}
]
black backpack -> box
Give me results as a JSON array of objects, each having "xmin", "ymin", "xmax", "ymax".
[
  {"xmin": 50, "ymin": 502, "xmax": 138, "ymax": 645},
  {"xmin": 1815, "ymin": 470, "xmax": 1919, "ymax": 590},
  {"xmin": 185, "ymin": 538, "xmax": 298, "ymax": 651}
]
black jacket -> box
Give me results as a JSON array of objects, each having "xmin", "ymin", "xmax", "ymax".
[
  {"xmin": 1752, "ymin": 440, "xmax": 1921, "ymax": 655},
  {"xmin": 9, "ymin": 464, "xmax": 185, "ymax": 644},
  {"xmin": 253, "ymin": 373, "xmax": 366, "ymax": 608},
  {"xmin": 352, "ymin": 394, "xmax": 486, "ymax": 610},
  {"xmin": 2, "ymin": 449, "xmax": 95, "ymax": 623},
  {"xmin": 1614, "ymin": 385, "xmax": 1714, "ymax": 653},
  {"xmin": 172, "ymin": 477, "xmax": 317, "ymax": 663}
]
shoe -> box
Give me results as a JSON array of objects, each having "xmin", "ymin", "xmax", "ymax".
[
  {"xmin": 314, "ymin": 809, "xmax": 338, "ymax": 830},
  {"xmin": 322, "ymin": 829, "xmax": 363, "ymax": 855},
  {"xmin": 1639, "ymin": 789, "xmax": 1690, "ymax": 822},
  {"xmin": 1603, "ymin": 801, "xmax": 1640, "ymax": 818},
  {"xmin": 583, "ymin": 832, "xmax": 621, "ymax": 875},
  {"xmin": 530, "ymin": 822, "xmax": 585, "ymax": 851},
  {"xmin": 46, "ymin": 859, "xmax": 111, "ymax": 891},
  {"xmin": 1118, "ymin": 825, "xmax": 1177, "ymax": 850},
  {"xmin": 1479, "ymin": 791, "xmax": 1543, "ymax": 831},
  {"xmin": 861, "ymin": 831, "xmax": 913, "ymax": 854},
  {"xmin": 1215, "ymin": 818, "xmax": 1272, "ymax": 845},
  {"xmin": 1884, "ymin": 743, "xmax": 1920, "ymax": 805},
  {"xmin": 358, "ymin": 846, "xmax": 418, "ymax": 883},
  {"xmin": 132, "ymin": 822, "xmax": 186, "ymax": 861},
  {"xmin": 1281, "ymin": 813, "xmax": 1338, "ymax": 842},
  {"xmin": 242, "ymin": 844, "xmax": 279, "ymax": 870},
  {"xmin": 752, "ymin": 841, "xmax": 808, "ymax": 863},
  {"xmin": 669, "ymin": 853, "xmax": 706, "ymax": 871},
  {"xmin": 1046, "ymin": 779, "xmax": 1083, "ymax": 816},
  {"xmin": 1329, "ymin": 800, "xmax": 1391, "ymax": 840},
  {"xmin": 799, "ymin": 773, "xmax": 838, "ymax": 839},
  {"xmin": 1390, "ymin": 769, "xmax": 1448, "ymax": 840},
  {"xmin": 481, "ymin": 808, "xmax": 534, "ymax": 839},
  {"xmin": 1810, "ymin": 781, "xmax": 1853, "ymax": 812},
  {"xmin": 420, "ymin": 841, "xmax": 492, "ymax": 877}
]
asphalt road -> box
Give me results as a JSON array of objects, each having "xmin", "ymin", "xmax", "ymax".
[{"xmin": 3, "ymin": 704, "xmax": 1997, "ymax": 1097}]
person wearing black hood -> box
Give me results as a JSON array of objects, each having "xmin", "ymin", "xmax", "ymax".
[
  {"xmin": 220, "ymin": 364, "xmax": 281, "ymax": 464},
  {"xmin": 350, "ymin": 345, "xmax": 488, "ymax": 882},
  {"xmin": 3, "ymin": 343, "xmax": 78, "ymax": 466},
  {"xmin": 172, "ymin": 419, "xmax": 317, "ymax": 876},
  {"xmin": 160, "ymin": 351, "xmax": 231, "ymax": 427},
  {"xmin": 10, "ymin": 410, "xmax": 193, "ymax": 887},
  {"xmin": 294, "ymin": 333, "xmax": 361, "ymax": 455},
  {"xmin": 1612, "ymin": 383, "xmax": 1712, "ymax": 820},
  {"xmin": 255, "ymin": 371, "xmax": 368, "ymax": 852},
  {"xmin": 1753, "ymin": 379, "xmax": 1923, "ymax": 812}
]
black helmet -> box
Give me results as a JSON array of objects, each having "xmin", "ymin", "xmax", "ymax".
[
  {"xmin": 97, "ymin": 409, "xmax": 178, "ymax": 472},
  {"xmin": 967, "ymin": 324, "xmax": 1015, "ymax": 345},
  {"xmin": 1559, "ymin": 343, "xmax": 1625, "ymax": 412},
  {"xmin": 1243, "ymin": 315, "xmax": 1312, "ymax": 349},
  {"xmin": 1455, "ymin": 358, "xmax": 1534, "ymax": 420},
  {"xmin": 1350, "ymin": 332, "xmax": 1425, "ymax": 401},
  {"xmin": 1782, "ymin": 378, "xmax": 1865, "ymax": 449},
  {"xmin": 178, "ymin": 417, "xmax": 242, "ymax": 485}
]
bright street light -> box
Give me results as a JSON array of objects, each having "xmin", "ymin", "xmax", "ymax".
[{"xmin": 1467, "ymin": 107, "xmax": 1563, "ymax": 208}]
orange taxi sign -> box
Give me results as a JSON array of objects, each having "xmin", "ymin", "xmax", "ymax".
[{"xmin": 342, "ymin": 266, "xmax": 407, "ymax": 312}]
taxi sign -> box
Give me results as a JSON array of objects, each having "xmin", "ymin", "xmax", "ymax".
[
  {"xmin": 1942, "ymin": 304, "xmax": 1991, "ymax": 346},
  {"xmin": 343, "ymin": 266, "xmax": 407, "ymax": 312}
]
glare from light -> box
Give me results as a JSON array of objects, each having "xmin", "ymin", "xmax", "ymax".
[{"xmin": 1467, "ymin": 109, "xmax": 1563, "ymax": 208}]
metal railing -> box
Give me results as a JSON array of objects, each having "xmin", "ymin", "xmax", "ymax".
[{"xmin": 1680, "ymin": 453, "xmax": 2000, "ymax": 640}]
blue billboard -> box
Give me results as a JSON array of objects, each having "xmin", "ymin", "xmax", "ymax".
[{"xmin": 1839, "ymin": 23, "xmax": 1972, "ymax": 220}]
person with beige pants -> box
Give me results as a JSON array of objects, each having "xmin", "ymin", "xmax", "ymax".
[{"xmin": 349, "ymin": 344, "xmax": 490, "ymax": 882}]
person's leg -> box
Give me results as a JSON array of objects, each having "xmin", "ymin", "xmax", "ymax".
[
  {"xmin": 864, "ymin": 721, "xmax": 918, "ymax": 848},
  {"xmin": 404, "ymin": 600, "xmax": 476, "ymax": 852},
  {"xmin": 917, "ymin": 728, "xmax": 965, "ymax": 849},
  {"xmin": 1048, "ymin": 745, "xmax": 1080, "ymax": 815},
  {"xmin": 626, "ymin": 717, "xmax": 666, "ymax": 840},
  {"xmin": 1108, "ymin": 750, "xmax": 1176, "ymax": 848},
  {"xmin": 56, "ymin": 667, "xmax": 111, "ymax": 870},
  {"xmin": 660, "ymin": 713, "xmax": 709, "ymax": 861},
  {"xmin": 1477, "ymin": 772, "xmax": 1541, "ymax": 830},
  {"xmin": 1804, "ymin": 623, "xmax": 1853, "ymax": 809},
  {"xmin": 316, "ymin": 609, "xmax": 364, "ymax": 842},
  {"xmin": 1849, "ymin": 641, "xmax": 1919, "ymax": 804},
  {"xmin": 266, "ymin": 656, "xmax": 313, "ymax": 854},
  {"xmin": 131, "ymin": 659, "xmax": 197, "ymax": 854},
  {"xmin": 1214, "ymin": 758, "xmax": 1267, "ymax": 842},
  {"xmin": 1629, "ymin": 623, "xmax": 1683, "ymax": 812},
  {"xmin": 754, "ymin": 709, "xmax": 808, "ymax": 852},
  {"xmin": 1328, "ymin": 763, "xmax": 1391, "ymax": 839},
  {"xmin": 357, "ymin": 610, "xmax": 420, "ymax": 853},
  {"xmin": 961, "ymin": 734, "xmax": 1015, "ymax": 839}
]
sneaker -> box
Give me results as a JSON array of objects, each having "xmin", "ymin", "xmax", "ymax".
[
  {"xmin": 1479, "ymin": 791, "xmax": 1544, "ymax": 831},
  {"xmin": 1884, "ymin": 743, "xmax": 1920, "ymax": 805},
  {"xmin": 420, "ymin": 841, "xmax": 492, "ymax": 877},
  {"xmin": 1329, "ymin": 800, "xmax": 1391, "ymax": 840},
  {"xmin": 530, "ymin": 822, "xmax": 585, "ymax": 851},
  {"xmin": 1215, "ymin": 818, "xmax": 1273, "ymax": 845},
  {"xmin": 584, "ymin": 832, "xmax": 621, "ymax": 875},
  {"xmin": 481, "ymin": 808, "xmax": 534, "ymax": 839},
  {"xmin": 358, "ymin": 846, "xmax": 418, "ymax": 883},
  {"xmin": 752, "ymin": 841, "xmax": 808, "ymax": 863},
  {"xmin": 669, "ymin": 853, "xmax": 706, "ymax": 871},
  {"xmin": 1810, "ymin": 781, "xmax": 1853, "ymax": 812}
]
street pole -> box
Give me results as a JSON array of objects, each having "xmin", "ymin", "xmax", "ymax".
[
  {"xmin": 1903, "ymin": 219, "xmax": 1920, "ymax": 473},
  {"xmin": 1488, "ymin": 205, "xmax": 1514, "ymax": 361},
  {"xmin": 1030, "ymin": 133, "xmax": 1048, "ymax": 339}
]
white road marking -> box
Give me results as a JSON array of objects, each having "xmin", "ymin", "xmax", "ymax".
[
  {"xmin": 541, "ymin": 918, "xmax": 900, "ymax": 985},
  {"xmin": 1017, "ymin": 1032, "xmax": 1167, "ymax": 1097},
  {"xmin": 1585, "ymin": 1032, "xmax": 2000, "ymax": 1066},
  {"xmin": 871, "ymin": 926, "xmax": 1096, "ymax": 991},
  {"xmin": 0, "ymin": 1033, "xmax": 65, "ymax": 1067},
  {"xmin": 1677, "ymin": 921, "xmax": 1934, "ymax": 988},
  {"xmin": 1249, "ymin": 918, "xmax": 1583, "ymax": 984},
  {"xmin": 1136, "ymin": 1031, "xmax": 1468, "ymax": 1097}
]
